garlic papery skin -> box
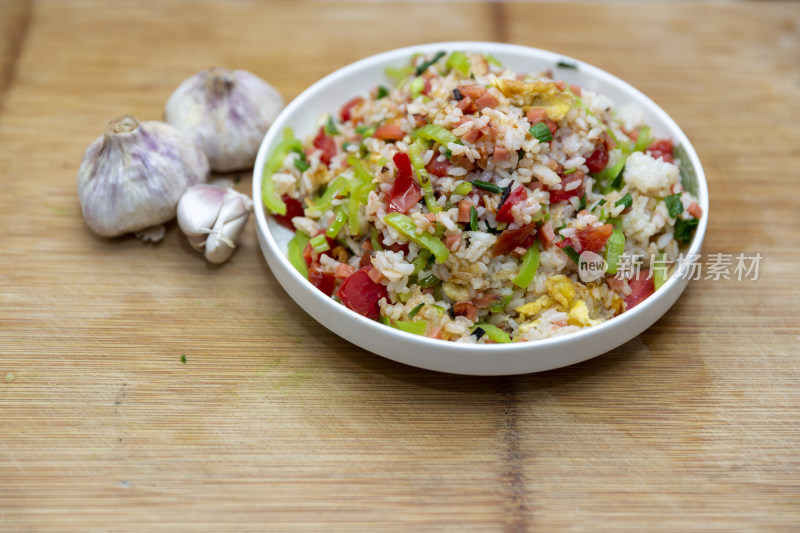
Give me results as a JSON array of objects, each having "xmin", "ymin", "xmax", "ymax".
[
  {"xmin": 77, "ymin": 115, "xmax": 210, "ymax": 241},
  {"xmin": 164, "ymin": 67, "xmax": 284, "ymax": 173},
  {"xmin": 177, "ymin": 184, "xmax": 254, "ymax": 264}
]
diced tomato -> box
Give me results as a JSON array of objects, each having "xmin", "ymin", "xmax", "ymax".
[
  {"xmin": 526, "ymin": 108, "xmax": 548, "ymax": 124},
  {"xmin": 585, "ymin": 146, "xmax": 609, "ymax": 173},
  {"xmin": 457, "ymin": 96, "xmax": 478, "ymax": 115},
  {"xmin": 493, "ymin": 223, "xmax": 537, "ymax": 257},
  {"xmin": 548, "ymin": 172, "xmax": 584, "ymax": 203},
  {"xmin": 575, "ymin": 223, "xmax": 614, "ymax": 254},
  {"xmin": 273, "ymin": 195, "xmax": 304, "ymax": 230},
  {"xmin": 624, "ymin": 274, "xmax": 655, "ymax": 310},
  {"xmin": 373, "ymin": 122, "xmax": 405, "ymax": 141},
  {"xmin": 422, "ymin": 77, "xmax": 433, "ymax": 96},
  {"xmin": 475, "ymin": 91, "xmax": 499, "ymax": 110},
  {"xmin": 647, "ymin": 138, "xmax": 674, "ymax": 163},
  {"xmin": 459, "ymin": 85, "xmax": 485, "ymax": 100},
  {"xmin": 453, "ymin": 302, "xmax": 478, "ymax": 322},
  {"xmin": 554, "ymin": 80, "xmax": 567, "ymax": 91},
  {"xmin": 444, "ymin": 233, "xmax": 462, "ymax": 251},
  {"xmin": 493, "ymin": 146, "xmax": 510, "ymax": 161},
  {"xmin": 425, "ymin": 157, "xmax": 450, "ymax": 177},
  {"xmin": 569, "ymin": 84, "xmax": 582, "ymax": 97},
  {"xmin": 538, "ymin": 222, "xmax": 556, "ymax": 248},
  {"xmin": 339, "ymin": 96, "xmax": 364, "ymax": 122},
  {"xmin": 387, "ymin": 152, "xmax": 422, "ymax": 214},
  {"xmin": 308, "ymin": 268, "xmax": 337, "ymax": 297},
  {"xmin": 688, "ymin": 201, "xmax": 703, "ymax": 219},
  {"xmin": 334, "ymin": 263, "xmax": 356, "ymax": 279},
  {"xmin": 457, "ymin": 200, "xmax": 474, "ymax": 223},
  {"xmin": 367, "ymin": 266, "xmax": 384, "ymax": 284},
  {"xmin": 313, "ymin": 126, "xmax": 337, "ymax": 166},
  {"xmin": 337, "ymin": 266, "xmax": 388, "ymax": 320},
  {"xmin": 495, "ymin": 185, "xmax": 527, "ymax": 224}
]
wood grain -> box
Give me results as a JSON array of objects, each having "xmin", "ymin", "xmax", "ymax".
[{"xmin": 1, "ymin": 1, "xmax": 799, "ymax": 531}]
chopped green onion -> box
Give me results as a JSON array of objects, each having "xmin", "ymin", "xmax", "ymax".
[
  {"xmin": 674, "ymin": 144, "xmax": 699, "ymax": 196},
  {"xmin": 609, "ymin": 166, "xmax": 626, "ymax": 190},
  {"xmin": 415, "ymin": 51, "xmax": 446, "ymax": 76},
  {"xmin": 615, "ymin": 193, "xmax": 633, "ymax": 209},
  {"xmin": 513, "ymin": 244, "xmax": 540, "ymax": 289},
  {"xmin": 415, "ymin": 123, "xmax": 459, "ymax": 146},
  {"xmin": 556, "ymin": 60, "xmax": 578, "ymax": 69},
  {"xmin": 471, "ymin": 323, "xmax": 511, "ymax": 343},
  {"xmin": 325, "ymin": 207, "xmax": 348, "ymax": 239},
  {"xmin": 471, "ymin": 180, "xmax": 504, "ymax": 194},
  {"xmin": 664, "ymin": 193, "xmax": 684, "ymax": 218},
  {"xmin": 262, "ymin": 133, "xmax": 303, "ymax": 215},
  {"xmin": 489, "ymin": 294, "xmax": 513, "ymax": 313},
  {"xmin": 604, "ymin": 228, "xmax": 625, "ymax": 274},
  {"xmin": 416, "ymin": 274, "xmax": 440, "ymax": 288},
  {"xmin": 529, "ymin": 122, "xmax": 553, "ymax": 143},
  {"xmin": 309, "ymin": 234, "xmax": 330, "ymax": 254},
  {"xmin": 453, "ymin": 182, "xmax": 473, "ymax": 196},
  {"xmin": 485, "ymin": 54, "xmax": 503, "ymax": 67},
  {"xmin": 469, "ymin": 206, "xmax": 479, "ymax": 231},
  {"xmin": 408, "ymin": 140, "xmax": 441, "ymax": 213},
  {"xmin": 410, "ymin": 77, "xmax": 425, "ymax": 99},
  {"xmin": 408, "ymin": 303, "xmax": 425, "ymax": 318},
  {"xmin": 412, "ymin": 249, "xmax": 431, "ymax": 274},
  {"xmin": 355, "ymin": 124, "xmax": 375, "ymax": 137},
  {"xmin": 446, "ymin": 51, "xmax": 471, "ymax": 76},
  {"xmin": 674, "ymin": 218, "xmax": 699, "ymax": 244},
  {"xmin": 384, "ymin": 212, "xmax": 449, "ymax": 263},
  {"xmin": 394, "ymin": 319, "xmax": 427, "ymax": 336},
  {"xmin": 325, "ymin": 115, "xmax": 339, "ymax": 135},
  {"xmin": 370, "ymin": 226, "xmax": 384, "ymax": 251},
  {"xmin": 563, "ymin": 245, "xmax": 580, "ymax": 264},
  {"xmin": 287, "ymin": 231, "xmax": 310, "ymax": 279},
  {"xmin": 385, "ymin": 65, "xmax": 414, "ymax": 85},
  {"xmin": 293, "ymin": 152, "xmax": 310, "ymax": 172},
  {"xmin": 578, "ymin": 193, "xmax": 587, "ymax": 211},
  {"xmin": 633, "ymin": 126, "xmax": 653, "ymax": 152},
  {"xmin": 376, "ymin": 85, "xmax": 389, "ymax": 99},
  {"xmin": 563, "ymin": 168, "xmax": 577, "ymax": 175},
  {"xmin": 653, "ymin": 253, "xmax": 668, "ymax": 290}
]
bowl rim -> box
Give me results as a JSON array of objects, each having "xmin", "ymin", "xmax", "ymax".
[{"xmin": 252, "ymin": 41, "xmax": 708, "ymax": 359}]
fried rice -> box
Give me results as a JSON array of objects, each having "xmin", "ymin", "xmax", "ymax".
[{"xmin": 262, "ymin": 51, "xmax": 702, "ymax": 343}]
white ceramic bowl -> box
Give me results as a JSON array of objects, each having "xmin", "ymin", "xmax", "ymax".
[{"xmin": 253, "ymin": 42, "xmax": 708, "ymax": 375}]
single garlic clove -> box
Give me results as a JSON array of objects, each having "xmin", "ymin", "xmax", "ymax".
[
  {"xmin": 77, "ymin": 115, "xmax": 209, "ymax": 241},
  {"xmin": 177, "ymin": 184, "xmax": 253, "ymax": 264},
  {"xmin": 164, "ymin": 67, "xmax": 284, "ymax": 173}
]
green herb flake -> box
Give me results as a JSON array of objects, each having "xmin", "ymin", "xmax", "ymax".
[
  {"xmin": 664, "ymin": 194, "xmax": 684, "ymax": 218},
  {"xmin": 563, "ymin": 168, "xmax": 577, "ymax": 175},
  {"xmin": 325, "ymin": 116, "xmax": 339, "ymax": 135},
  {"xmin": 578, "ymin": 193, "xmax": 587, "ymax": 211},
  {"xmin": 471, "ymin": 180, "xmax": 504, "ymax": 194},
  {"xmin": 376, "ymin": 85, "xmax": 389, "ymax": 99},
  {"xmin": 563, "ymin": 245, "xmax": 581, "ymax": 264},
  {"xmin": 615, "ymin": 193, "xmax": 633, "ymax": 209},
  {"xmin": 469, "ymin": 206, "xmax": 479, "ymax": 231},
  {"xmin": 529, "ymin": 122, "xmax": 553, "ymax": 143},
  {"xmin": 408, "ymin": 303, "xmax": 425, "ymax": 319},
  {"xmin": 674, "ymin": 218, "xmax": 699, "ymax": 244},
  {"xmin": 415, "ymin": 51, "xmax": 446, "ymax": 76},
  {"xmin": 556, "ymin": 60, "xmax": 578, "ymax": 69},
  {"xmin": 180, "ymin": 355, "xmax": 186, "ymax": 364}
]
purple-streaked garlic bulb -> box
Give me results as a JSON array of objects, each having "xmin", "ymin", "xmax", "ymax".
[
  {"xmin": 76, "ymin": 115, "xmax": 210, "ymax": 242},
  {"xmin": 164, "ymin": 67, "xmax": 284, "ymax": 173},
  {"xmin": 176, "ymin": 184, "xmax": 253, "ymax": 264}
]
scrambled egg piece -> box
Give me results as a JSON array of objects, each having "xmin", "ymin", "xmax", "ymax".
[
  {"xmin": 518, "ymin": 319, "xmax": 541, "ymax": 335},
  {"xmin": 515, "ymin": 295, "xmax": 555, "ymax": 320},
  {"xmin": 545, "ymin": 275, "xmax": 575, "ymax": 309},
  {"xmin": 568, "ymin": 300, "xmax": 601, "ymax": 327},
  {"xmin": 492, "ymin": 79, "xmax": 574, "ymax": 121}
]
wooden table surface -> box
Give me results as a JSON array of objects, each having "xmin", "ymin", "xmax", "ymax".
[{"xmin": 1, "ymin": 1, "xmax": 799, "ymax": 530}]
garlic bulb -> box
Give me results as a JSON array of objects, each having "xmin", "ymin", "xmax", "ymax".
[
  {"xmin": 177, "ymin": 184, "xmax": 253, "ymax": 264},
  {"xmin": 164, "ymin": 67, "xmax": 284, "ymax": 173},
  {"xmin": 77, "ymin": 115, "xmax": 209, "ymax": 241}
]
